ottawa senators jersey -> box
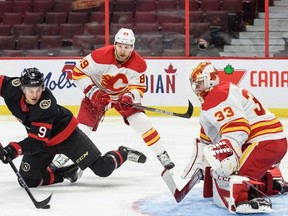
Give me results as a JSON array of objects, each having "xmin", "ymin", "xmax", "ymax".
[
  {"xmin": 0, "ymin": 75, "xmax": 78, "ymax": 154},
  {"xmin": 72, "ymin": 45, "xmax": 147, "ymax": 98},
  {"xmin": 199, "ymin": 82, "xmax": 285, "ymax": 147}
]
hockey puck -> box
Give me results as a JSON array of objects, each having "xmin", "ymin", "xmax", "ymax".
[{"xmin": 42, "ymin": 205, "xmax": 50, "ymax": 209}]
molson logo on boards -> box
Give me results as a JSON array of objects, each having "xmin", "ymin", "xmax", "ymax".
[
  {"xmin": 145, "ymin": 63, "xmax": 176, "ymax": 94},
  {"xmin": 61, "ymin": 61, "xmax": 76, "ymax": 81},
  {"xmin": 218, "ymin": 64, "xmax": 246, "ymax": 85},
  {"xmin": 43, "ymin": 62, "xmax": 77, "ymax": 91},
  {"xmin": 44, "ymin": 71, "xmax": 76, "ymax": 90}
]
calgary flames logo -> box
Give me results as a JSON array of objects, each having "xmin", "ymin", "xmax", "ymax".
[{"xmin": 101, "ymin": 74, "xmax": 129, "ymax": 92}]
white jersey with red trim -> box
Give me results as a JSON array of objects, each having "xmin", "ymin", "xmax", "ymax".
[
  {"xmin": 72, "ymin": 45, "xmax": 147, "ymax": 99},
  {"xmin": 199, "ymin": 82, "xmax": 285, "ymax": 147}
]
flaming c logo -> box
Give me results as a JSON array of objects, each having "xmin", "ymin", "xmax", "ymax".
[{"xmin": 101, "ymin": 74, "xmax": 128, "ymax": 92}]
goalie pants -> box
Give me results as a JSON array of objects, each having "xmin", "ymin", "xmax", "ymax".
[{"xmin": 237, "ymin": 138, "xmax": 287, "ymax": 180}]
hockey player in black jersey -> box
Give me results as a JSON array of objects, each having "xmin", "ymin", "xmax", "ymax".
[{"xmin": 0, "ymin": 68, "xmax": 146, "ymax": 188}]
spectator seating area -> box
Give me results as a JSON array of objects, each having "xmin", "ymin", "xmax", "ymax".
[{"xmin": 0, "ymin": 0, "xmax": 258, "ymax": 57}]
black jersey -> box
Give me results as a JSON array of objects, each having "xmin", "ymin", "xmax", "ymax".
[{"xmin": 0, "ymin": 75, "xmax": 78, "ymax": 154}]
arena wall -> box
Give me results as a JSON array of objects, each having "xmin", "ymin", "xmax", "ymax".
[{"xmin": 0, "ymin": 58, "xmax": 287, "ymax": 117}]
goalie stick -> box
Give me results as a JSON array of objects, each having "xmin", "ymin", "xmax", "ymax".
[
  {"xmin": 8, "ymin": 158, "xmax": 52, "ymax": 209},
  {"xmin": 161, "ymin": 168, "xmax": 203, "ymax": 203},
  {"xmin": 111, "ymin": 99, "xmax": 194, "ymax": 119}
]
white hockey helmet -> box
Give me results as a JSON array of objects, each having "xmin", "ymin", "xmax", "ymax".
[
  {"xmin": 189, "ymin": 61, "xmax": 219, "ymax": 103},
  {"xmin": 114, "ymin": 28, "xmax": 135, "ymax": 49}
]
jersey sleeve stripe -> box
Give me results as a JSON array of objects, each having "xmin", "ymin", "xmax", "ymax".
[
  {"xmin": 200, "ymin": 126, "xmax": 211, "ymax": 142},
  {"xmin": 250, "ymin": 118, "xmax": 280, "ymax": 130},
  {"xmin": 220, "ymin": 118, "xmax": 251, "ymax": 135},
  {"xmin": 248, "ymin": 125, "xmax": 284, "ymax": 141},
  {"xmin": 72, "ymin": 66, "xmax": 87, "ymax": 80},
  {"xmin": 28, "ymin": 132, "xmax": 49, "ymax": 142}
]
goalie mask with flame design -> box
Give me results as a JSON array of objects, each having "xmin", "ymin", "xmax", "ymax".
[{"xmin": 189, "ymin": 62, "xmax": 219, "ymax": 103}]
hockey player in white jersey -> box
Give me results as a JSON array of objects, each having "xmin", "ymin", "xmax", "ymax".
[
  {"xmin": 57, "ymin": 28, "xmax": 174, "ymax": 170},
  {"xmin": 184, "ymin": 61, "xmax": 288, "ymax": 214}
]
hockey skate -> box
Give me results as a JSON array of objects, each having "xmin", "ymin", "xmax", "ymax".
[
  {"xmin": 49, "ymin": 154, "xmax": 69, "ymax": 171},
  {"xmin": 235, "ymin": 198, "xmax": 272, "ymax": 214},
  {"xmin": 57, "ymin": 164, "xmax": 83, "ymax": 183},
  {"xmin": 157, "ymin": 151, "xmax": 175, "ymax": 170},
  {"xmin": 273, "ymin": 180, "xmax": 288, "ymax": 194},
  {"xmin": 118, "ymin": 146, "xmax": 147, "ymax": 163}
]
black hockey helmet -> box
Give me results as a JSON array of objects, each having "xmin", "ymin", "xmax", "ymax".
[{"xmin": 20, "ymin": 67, "xmax": 45, "ymax": 88}]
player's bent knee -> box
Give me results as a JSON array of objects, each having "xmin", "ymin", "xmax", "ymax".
[{"xmin": 89, "ymin": 157, "xmax": 114, "ymax": 177}]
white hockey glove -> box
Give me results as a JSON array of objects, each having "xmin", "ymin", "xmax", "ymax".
[
  {"xmin": 204, "ymin": 139, "xmax": 241, "ymax": 177},
  {"xmin": 181, "ymin": 138, "xmax": 209, "ymax": 179}
]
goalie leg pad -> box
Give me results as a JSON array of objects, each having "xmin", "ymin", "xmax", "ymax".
[
  {"xmin": 181, "ymin": 138, "xmax": 209, "ymax": 179},
  {"xmin": 212, "ymin": 172, "xmax": 250, "ymax": 212},
  {"xmin": 212, "ymin": 171, "xmax": 273, "ymax": 214}
]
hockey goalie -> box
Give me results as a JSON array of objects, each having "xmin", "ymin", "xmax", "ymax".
[{"xmin": 182, "ymin": 61, "xmax": 288, "ymax": 214}]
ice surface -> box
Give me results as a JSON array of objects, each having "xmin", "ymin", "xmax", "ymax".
[{"xmin": 0, "ymin": 116, "xmax": 287, "ymax": 216}]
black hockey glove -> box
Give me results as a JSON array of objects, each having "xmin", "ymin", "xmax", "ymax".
[{"xmin": 0, "ymin": 142, "xmax": 22, "ymax": 164}]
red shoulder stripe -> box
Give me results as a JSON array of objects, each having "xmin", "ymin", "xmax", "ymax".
[
  {"xmin": 46, "ymin": 117, "xmax": 78, "ymax": 146},
  {"xmin": 0, "ymin": 75, "xmax": 5, "ymax": 96}
]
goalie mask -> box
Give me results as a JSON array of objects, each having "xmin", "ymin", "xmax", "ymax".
[
  {"xmin": 189, "ymin": 61, "xmax": 219, "ymax": 103},
  {"xmin": 20, "ymin": 67, "xmax": 45, "ymax": 89}
]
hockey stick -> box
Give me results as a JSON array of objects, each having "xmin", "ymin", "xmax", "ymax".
[
  {"xmin": 111, "ymin": 99, "xmax": 194, "ymax": 119},
  {"xmin": 161, "ymin": 168, "xmax": 203, "ymax": 203},
  {"xmin": 132, "ymin": 100, "xmax": 193, "ymax": 118},
  {"xmin": 8, "ymin": 158, "xmax": 52, "ymax": 209}
]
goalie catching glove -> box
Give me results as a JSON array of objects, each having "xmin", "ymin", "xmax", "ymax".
[
  {"xmin": 0, "ymin": 142, "xmax": 22, "ymax": 164},
  {"xmin": 84, "ymin": 84, "xmax": 110, "ymax": 108},
  {"xmin": 204, "ymin": 139, "xmax": 241, "ymax": 177}
]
